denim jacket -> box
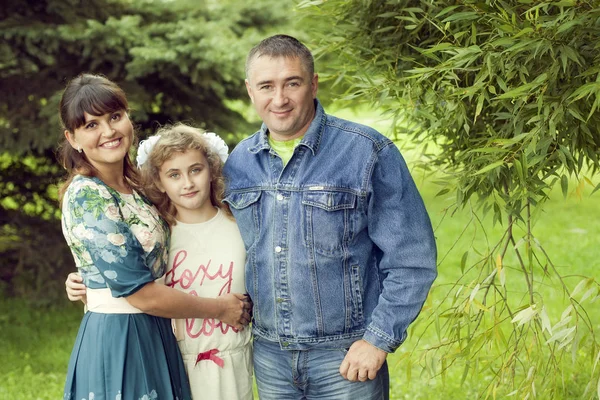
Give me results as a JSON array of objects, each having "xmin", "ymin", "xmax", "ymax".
[{"xmin": 223, "ymin": 100, "xmax": 437, "ymax": 353}]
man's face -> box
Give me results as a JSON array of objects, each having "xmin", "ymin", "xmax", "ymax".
[{"xmin": 245, "ymin": 55, "xmax": 318, "ymax": 141}]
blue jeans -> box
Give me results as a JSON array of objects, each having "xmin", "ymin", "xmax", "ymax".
[{"xmin": 253, "ymin": 337, "xmax": 389, "ymax": 399}]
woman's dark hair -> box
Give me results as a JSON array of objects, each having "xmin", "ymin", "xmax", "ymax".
[{"xmin": 57, "ymin": 73, "xmax": 140, "ymax": 203}]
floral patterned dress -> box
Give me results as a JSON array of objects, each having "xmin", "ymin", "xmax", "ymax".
[{"xmin": 62, "ymin": 175, "xmax": 192, "ymax": 400}]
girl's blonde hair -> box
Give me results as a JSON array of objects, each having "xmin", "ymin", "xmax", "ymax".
[{"xmin": 141, "ymin": 123, "xmax": 231, "ymax": 226}]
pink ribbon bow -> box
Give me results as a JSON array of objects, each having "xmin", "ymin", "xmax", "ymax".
[{"xmin": 195, "ymin": 348, "xmax": 224, "ymax": 368}]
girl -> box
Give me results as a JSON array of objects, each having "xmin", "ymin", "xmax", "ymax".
[
  {"xmin": 138, "ymin": 124, "xmax": 253, "ymax": 400},
  {"xmin": 59, "ymin": 74, "xmax": 250, "ymax": 400}
]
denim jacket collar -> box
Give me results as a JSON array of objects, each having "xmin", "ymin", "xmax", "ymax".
[{"xmin": 248, "ymin": 99, "xmax": 325, "ymax": 156}]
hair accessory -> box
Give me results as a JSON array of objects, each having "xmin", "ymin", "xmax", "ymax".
[
  {"xmin": 136, "ymin": 135, "xmax": 161, "ymax": 168},
  {"xmin": 136, "ymin": 131, "xmax": 229, "ymax": 168},
  {"xmin": 201, "ymin": 132, "xmax": 229, "ymax": 163}
]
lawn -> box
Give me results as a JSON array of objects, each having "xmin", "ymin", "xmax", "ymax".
[
  {"xmin": 0, "ymin": 299, "xmax": 82, "ymax": 399},
  {"xmin": 387, "ymin": 178, "xmax": 600, "ymax": 399}
]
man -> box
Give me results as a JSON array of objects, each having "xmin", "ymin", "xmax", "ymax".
[{"xmin": 223, "ymin": 34, "xmax": 437, "ymax": 399}]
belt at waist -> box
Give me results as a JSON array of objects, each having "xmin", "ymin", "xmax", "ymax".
[
  {"xmin": 86, "ymin": 288, "xmax": 143, "ymax": 314},
  {"xmin": 86, "ymin": 276, "xmax": 164, "ymax": 314}
]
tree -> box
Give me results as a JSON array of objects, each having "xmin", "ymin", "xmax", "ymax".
[
  {"xmin": 0, "ymin": 0, "xmax": 292, "ymax": 300},
  {"xmin": 0, "ymin": 0, "xmax": 295, "ymax": 152},
  {"xmin": 298, "ymin": 0, "xmax": 600, "ymax": 397}
]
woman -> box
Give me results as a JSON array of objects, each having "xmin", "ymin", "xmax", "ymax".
[{"xmin": 58, "ymin": 73, "xmax": 250, "ymax": 400}]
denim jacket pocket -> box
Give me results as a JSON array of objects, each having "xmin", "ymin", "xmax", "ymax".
[
  {"xmin": 301, "ymin": 190, "xmax": 356, "ymax": 256},
  {"xmin": 224, "ymin": 190, "xmax": 262, "ymax": 249}
]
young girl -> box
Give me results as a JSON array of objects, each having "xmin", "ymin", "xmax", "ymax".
[
  {"xmin": 138, "ymin": 124, "xmax": 253, "ymax": 400},
  {"xmin": 58, "ymin": 74, "xmax": 250, "ymax": 400}
]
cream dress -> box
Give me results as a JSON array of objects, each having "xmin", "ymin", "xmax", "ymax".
[{"xmin": 165, "ymin": 208, "xmax": 252, "ymax": 400}]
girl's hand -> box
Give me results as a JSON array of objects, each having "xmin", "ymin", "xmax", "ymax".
[
  {"xmin": 65, "ymin": 272, "xmax": 87, "ymax": 304},
  {"xmin": 217, "ymin": 293, "xmax": 252, "ymax": 330}
]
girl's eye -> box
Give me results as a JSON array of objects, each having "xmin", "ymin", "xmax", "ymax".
[
  {"xmin": 191, "ymin": 168, "xmax": 202, "ymax": 174},
  {"xmin": 85, "ymin": 122, "xmax": 97, "ymax": 129},
  {"xmin": 168, "ymin": 173, "xmax": 180, "ymax": 179},
  {"xmin": 111, "ymin": 113, "xmax": 121, "ymax": 121}
]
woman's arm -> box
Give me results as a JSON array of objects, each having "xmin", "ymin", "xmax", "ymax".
[
  {"xmin": 64, "ymin": 272, "xmax": 251, "ymax": 329},
  {"xmin": 63, "ymin": 179, "xmax": 251, "ymax": 328},
  {"xmin": 127, "ymin": 282, "xmax": 251, "ymax": 329}
]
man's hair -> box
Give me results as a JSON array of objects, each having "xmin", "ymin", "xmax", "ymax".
[{"xmin": 245, "ymin": 34, "xmax": 314, "ymax": 79}]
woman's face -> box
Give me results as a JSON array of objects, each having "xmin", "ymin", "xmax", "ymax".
[{"xmin": 66, "ymin": 110, "xmax": 133, "ymax": 174}]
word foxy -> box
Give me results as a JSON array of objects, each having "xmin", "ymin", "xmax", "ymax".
[{"xmin": 166, "ymin": 250, "xmax": 238, "ymax": 337}]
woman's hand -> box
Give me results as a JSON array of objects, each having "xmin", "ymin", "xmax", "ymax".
[
  {"xmin": 217, "ymin": 293, "xmax": 253, "ymax": 329},
  {"xmin": 127, "ymin": 283, "xmax": 252, "ymax": 326},
  {"xmin": 65, "ymin": 272, "xmax": 87, "ymax": 304}
]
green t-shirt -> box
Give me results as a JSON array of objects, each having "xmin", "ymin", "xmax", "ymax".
[{"xmin": 268, "ymin": 135, "xmax": 304, "ymax": 166}]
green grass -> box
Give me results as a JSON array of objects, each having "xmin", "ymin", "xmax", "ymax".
[
  {"xmin": 0, "ymin": 298, "xmax": 82, "ymax": 400},
  {"xmin": 386, "ymin": 180, "xmax": 600, "ymax": 400}
]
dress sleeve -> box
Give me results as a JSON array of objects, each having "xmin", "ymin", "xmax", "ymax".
[{"xmin": 64, "ymin": 180, "xmax": 155, "ymax": 298}]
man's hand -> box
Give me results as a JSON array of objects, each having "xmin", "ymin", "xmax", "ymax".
[{"xmin": 339, "ymin": 339, "xmax": 387, "ymax": 382}]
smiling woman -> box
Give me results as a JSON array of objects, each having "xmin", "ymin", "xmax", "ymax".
[
  {"xmin": 55, "ymin": 74, "xmax": 251, "ymax": 400},
  {"xmin": 57, "ymin": 74, "xmax": 140, "ymax": 198},
  {"xmin": 65, "ymin": 110, "xmax": 133, "ymax": 177}
]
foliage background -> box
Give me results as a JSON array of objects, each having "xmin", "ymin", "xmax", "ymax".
[
  {"xmin": 297, "ymin": 0, "xmax": 600, "ymax": 398},
  {"xmin": 2, "ymin": 0, "xmax": 600, "ymax": 398},
  {"xmin": 0, "ymin": 0, "xmax": 297, "ymax": 300}
]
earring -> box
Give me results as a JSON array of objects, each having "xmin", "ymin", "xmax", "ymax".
[{"xmin": 77, "ymin": 147, "xmax": 82, "ymax": 153}]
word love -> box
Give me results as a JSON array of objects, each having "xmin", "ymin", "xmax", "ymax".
[{"xmin": 166, "ymin": 250, "xmax": 238, "ymax": 337}]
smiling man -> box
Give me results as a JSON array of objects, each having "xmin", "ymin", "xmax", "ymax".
[{"xmin": 223, "ymin": 34, "xmax": 438, "ymax": 400}]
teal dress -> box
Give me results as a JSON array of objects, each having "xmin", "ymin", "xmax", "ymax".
[{"xmin": 61, "ymin": 175, "xmax": 192, "ymax": 400}]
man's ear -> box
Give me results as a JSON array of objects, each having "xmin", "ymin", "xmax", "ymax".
[
  {"xmin": 245, "ymin": 79, "xmax": 254, "ymax": 104},
  {"xmin": 311, "ymin": 73, "xmax": 319, "ymax": 99}
]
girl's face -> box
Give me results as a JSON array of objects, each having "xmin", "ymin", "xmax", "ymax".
[
  {"xmin": 65, "ymin": 110, "xmax": 133, "ymax": 174},
  {"xmin": 156, "ymin": 149, "xmax": 216, "ymax": 223}
]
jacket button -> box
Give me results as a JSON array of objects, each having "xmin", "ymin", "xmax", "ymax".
[
  {"xmin": 276, "ymin": 194, "xmax": 284, "ymax": 201},
  {"xmin": 275, "ymin": 246, "xmax": 282, "ymax": 253}
]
